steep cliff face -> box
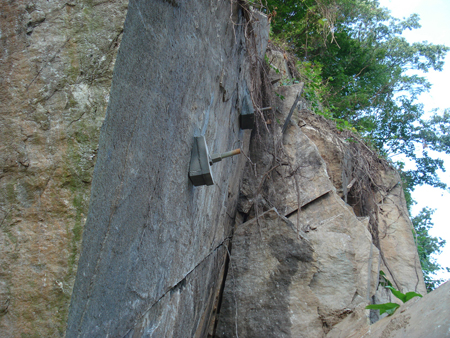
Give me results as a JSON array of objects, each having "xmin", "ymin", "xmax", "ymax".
[
  {"xmin": 1, "ymin": 1, "xmax": 429, "ymax": 337},
  {"xmin": 0, "ymin": 0, "xmax": 127, "ymax": 336},
  {"xmin": 66, "ymin": 1, "xmax": 268, "ymax": 337}
]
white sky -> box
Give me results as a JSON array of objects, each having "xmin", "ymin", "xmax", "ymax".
[{"xmin": 378, "ymin": 0, "xmax": 450, "ymax": 283}]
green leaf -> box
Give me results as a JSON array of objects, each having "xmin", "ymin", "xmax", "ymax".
[
  {"xmin": 386, "ymin": 286, "xmax": 407, "ymax": 303},
  {"xmin": 365, "ymin": 303, "xmax": 400, "ymax": 315},
  {"xmin": 275, "ymin": 92, "xmax": 285, "ymax": 101},
  {"xmin": 384, "ymin": 306, "xmax": 400, "ymax": 316},
  {"xmin": 379, "ymin": 270, "xmax": 393, "ymax": 287},
  {"xmin": 404, "ymin": 291, "xmax": 422, "ymax": 302}
]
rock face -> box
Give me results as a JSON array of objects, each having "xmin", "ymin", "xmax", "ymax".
[
  {"xmin": 215, "ymin": 57, "xmax": 426, "ymax": 336},
  {"xmin": 66, "ymin": 1, "xmax": 268, "ymax": 337},
  {"xmin": 1, "ymin": 1, "xmax": 428, "ymax": 336},
  {"xmin": 298, "ymin": 108, "xmax": 427, "ymax": 320},
  {"xmin": 0, "ymin": 0, "xmax": 128, "ymax": 336},
  {"xmin": 216, "ymin": 209, "xmax": 319, "ymax": 338},
  {"xmin": 328, "ymin": 281, "xmax": 450, "ymax": 338}
]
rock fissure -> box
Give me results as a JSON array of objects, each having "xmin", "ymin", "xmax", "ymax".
[
  {"xmin": 123, "ymin": 236, "xmax": 232, "ymax": 338},
  {"xmin": 26, "ymin": 35, "xmax": 74, "ymax": 91}
]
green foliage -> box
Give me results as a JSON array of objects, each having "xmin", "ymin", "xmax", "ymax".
[
  {"xmin": 385, "ymin": 286, "xmax": 422, "ymax": 303},
  {"xmin": 266, "ymin": 0, "xmax": 450, "ymax": 191},
  {"xmin": 296, "ymin": 61, "xmax": 327, "ymax": 112},
  {"xmin": 379, "ymin": 270, "xmax": 392, "ymax": 288},
  {"xmin": 365, "ymin": 302, "xmax": 400, "ymax": 316},
  {"xmin": 266, "ymin": 0, "xmax": 449, "ymax": 289},
  {"xmin": 366, "ymin": 271, "xmax": 422, "ymax": 315},
  {"xmin": 412, "ymin": 207, "xmax": 448, "ymax": 291},
  {"xmin": 292, "ymin": 58, "xmax": 357, "ymax": 131}
]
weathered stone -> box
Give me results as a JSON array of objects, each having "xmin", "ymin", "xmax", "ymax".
[
  {"xmin": 377, "ymin": 181, "xmax": 426, "ymax": 295},
  {"xmin": 325, "ymin": 302, "xmax": 371, "ymax": 338},
  {"xmin": 288, "ymin": 191, "xmax": 379, "ymax": 331},
  {"xmin": 1, "ymin": 1, "xmax": 429, "ymax": 335},
  {"xmin": 222, "ymin": 77, "xmax": 423, "ymax": 337},
  {"xmin": 217, "ymin": 194, "xmax": 379, "ymax": 337},
  {"xmin": 215, "ymin": 208, "xmax": 321, "ymax": 338},
  {"xmin": 66, "ymin": 2, "xmax": 268, "ymax": 337},
  {"xmin": 0, "ymin": 0, "xmax": 128, "ymax": 335},
  {"xmin": 298, "ymin": 110, "xmax": 426, "ymax": 298},
  {"xmin": 124, "ymin": 242, "xmax": 229, "ymax": 338},
  {"xmin": 268, "ymin": 122, "xmax": 334, "ymax": 217},
  {"xmin": 328, "ymin": 280, "xmax": 450, "ymax": 338},
  {"xmin": 238, "ymin": 83, "xmax": 333, "ymax": 219},
  {"xmin": 266, "ymin": 50, "xmax": 292, "ymax": 86}
]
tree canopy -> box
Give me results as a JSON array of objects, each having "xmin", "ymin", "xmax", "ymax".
[
  {"xmin": 412, "ymin": 207, "xmax": 449, "ymax": 292},
  {"xmin": 264, "ymin": 0, "xmax": 450, "ymax": 289}
]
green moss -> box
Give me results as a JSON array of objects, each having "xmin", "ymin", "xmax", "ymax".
[
  {"xmin": 29, "ymin": 133, "xmax": 44, "ymax": 146},
  {"xmin": 65, "ymin": 60, "xmax": 80, "ymax": 83},
  {"xmin": 6, "ymin": 181, "xmax": 17, "ymax": 204},
  {"xmin": 6, "ymin": 231, "xmax": 18, "ymax": 244},
  {"xmin": 72, "ymin": 222, "xmax": 83, "ymax": 240},
  {"xmin": 2, "ymin": 208, "xmax": 18, "ymax": 245},
  {"xmin": 74, "ymin": 130, "xmax": 89, "ymax": 144},
  {"xmin": 66, "ymin": 95, "xmax": 78, "ymax": 109},
  {"xmin": 55, "ymin": 116, "xmax": 99, "ymax": 332}
]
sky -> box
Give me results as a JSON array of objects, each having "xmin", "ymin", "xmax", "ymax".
[{"xmin": 377, "ymin": 0, "xmax": 450, "ymax": 283}]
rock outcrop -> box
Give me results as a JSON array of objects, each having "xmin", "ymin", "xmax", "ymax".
[
  {"xmin": 66, "ymin": 1, "xmax": 268, "ymax": 337},
  {"xmin": 0, "ymin": 0, "xmax": 127, "ymax": 336},
  {"xmin": 327, "ymin": 280, "xmax": 450, "ymax": 338},
  {"xmin": 216, "ymin": 209, "xmax": 319, "ymax": 338},
  {"xmin": 1, "ymin": 1, "xmax": 430, "ymax": 337},
  {"xmin": 215, "ymin": 58, "xmax": 426, "ymax": 336},
  {"xmin": 299, "ymin": 110, "xmax": 427, "ymax": 301}
]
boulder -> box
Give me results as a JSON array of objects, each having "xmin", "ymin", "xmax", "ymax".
[
  {"xmin": 215, "ymin": 208, "xmax": 322, "ymax": 338},
  {"xmin": 328, "ymin": 281, "xmax": 450, "ymax": 338},
  {"xmin": 220, "ymin": 74, "xmax": 424, "ymax": 336},
  {"xmin": 298, "ymin": 110, "xmax": 426, "ymax": 299}
]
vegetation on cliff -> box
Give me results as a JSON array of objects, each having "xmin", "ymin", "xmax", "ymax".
[
  {"xmin": 259, "ymin": 0, "xmax": 449, "ymax": 290},
  {"xmin": 412, "ymin": 207, "xmax": 449, "ymax": 291}
]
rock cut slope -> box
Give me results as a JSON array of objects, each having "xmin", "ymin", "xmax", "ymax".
[
  {"xmin": 0, "ymin": 1, "xmax": 429, "ymax": 336},
  {"xmin": 215, "ymin": 56, "xmax": 426, "ymax": 336}
]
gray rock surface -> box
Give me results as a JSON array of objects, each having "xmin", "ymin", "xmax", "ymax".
[
  {"xmin": 66, "ymin": 1, "xmax": 268, "ymax": 337},
  {"xmin": 288, "ymin": 191, "xmax": 379, "ymax": 332},
  {"xmin": 215, "ymin": 208, "xmax": 320, "ymax": 338},
  {"xmin": 1, "ymin": 1, "xmax": 428, "ymax": 336},
  {"xmin": 125, "ymin": 242, "xmax": 229, "ymax": 338},
  {"xmin": 216, "ymin": 194, "xmax": 380, "ymax": 338},
  {"xmin": 238, "ymin": 83, "xmax": 333, "ymax": 219},
  {"xmin": 217, "ymin": 84, "xmax": 381, "ymax": 336},
  {"xmin": 298, "ymin": 111, "xmax": 426, "ymax": 299}
]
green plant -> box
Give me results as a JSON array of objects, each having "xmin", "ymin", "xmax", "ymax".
[
  {"xmin": 412, "ymin": 207, "xmax": 449, "ymax": 291},
  {"xmin": 366, "ymin": 271, "xmax": 422, "ymax": 315},
  {"xmin": 267, "ymin": 0, "xmax": 450, "ymax": 193}
]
